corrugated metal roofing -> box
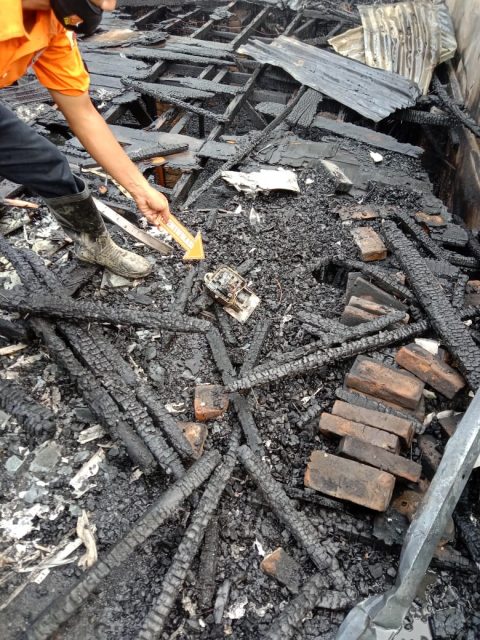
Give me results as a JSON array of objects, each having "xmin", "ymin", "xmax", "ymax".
[
  {"xmin": 239, "ymin": 36, "xmax": 421, "ymax": 122},
  {"xmin": 329, "ymin": 1, "xmax": 456, "ymax": 94}
]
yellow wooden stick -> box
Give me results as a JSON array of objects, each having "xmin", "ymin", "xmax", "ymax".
[{"xmin": 158, "ymin": 212, "xmax": 205, "ymax": 260}]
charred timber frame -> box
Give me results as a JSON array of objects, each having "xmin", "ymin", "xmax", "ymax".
[
  {"xmin": 238, "ymin": 445, "xmax": 344, "ymax": 589},
  {"xmin": 27, "ymin": 450, "xmax": 221, "ymax": 640},
  {"xmin": 382, "ymin": 221, "xmax": 480, "ymax": 390},
  {"xmin": 0, "ymin": 290, "xmax": 210, "ymax": 333},
  {"xmin": 137, "ymin": 432, "xmax": 239, "ymax": 640},
  {"xmin": 227, "ymin": 320, "xmax": 428, "ymax": 391}
]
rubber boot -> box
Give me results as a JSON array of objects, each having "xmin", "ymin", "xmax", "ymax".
[{"xmin": 44, "ymin": 180, "xmax": 151, "ymax": 279}]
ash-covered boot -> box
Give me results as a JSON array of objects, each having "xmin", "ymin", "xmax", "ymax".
[{"xmin": 44, "ymin": 180, "xmax": 151, "ymax": 279}]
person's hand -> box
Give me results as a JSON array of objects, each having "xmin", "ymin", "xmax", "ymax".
[{"xmin": 134, "ymin": 185, "xmax": 171, "ymax": 226}]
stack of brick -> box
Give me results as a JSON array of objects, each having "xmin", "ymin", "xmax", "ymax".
[{"xmin": 305, "ymin": 345, "xmax": 465, "ymax": 512}]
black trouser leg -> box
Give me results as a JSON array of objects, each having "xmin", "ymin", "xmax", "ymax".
[{"xmin": 0, "ymin": 101, "xmax": 79, "ymax": 198}]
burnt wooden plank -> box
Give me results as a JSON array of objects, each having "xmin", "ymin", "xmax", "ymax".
[{"xmin": 312, "ymin": 114, "xmax": 423, "ymax": 157}]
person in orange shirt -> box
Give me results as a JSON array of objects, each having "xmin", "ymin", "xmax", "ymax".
[{"xmin": 0, "ymin": 0, "xmax": 171, "ymax": 279}]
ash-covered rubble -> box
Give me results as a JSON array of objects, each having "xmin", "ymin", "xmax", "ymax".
[{"xmin": 1, "ymin": 2, "xmax": 480, "ymax": 640}]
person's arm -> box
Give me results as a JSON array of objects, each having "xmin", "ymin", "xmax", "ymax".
[{"xmin": 50, "ymin": 90, "xmax": 170, "ymax": 225}]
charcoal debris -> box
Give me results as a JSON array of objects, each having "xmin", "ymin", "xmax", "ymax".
[
  {"xmin": 27, "ymin": 450, "xmax": 220, "ymax": 640},
  {"xmin": 2, "ymin": 3, "xmax": 480, "ymax": 639}
]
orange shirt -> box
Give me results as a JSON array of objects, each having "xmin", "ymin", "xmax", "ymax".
[{"xmin": 0, "ymin": 0, "xmax": 90, "ymax": 95}]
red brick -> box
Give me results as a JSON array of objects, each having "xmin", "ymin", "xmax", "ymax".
[
  {"xmin": 396, "ymin": 344, "xmax": 465, "ymax": 399},
  {"xmin": 194, "ymin": 384, "xmax": 229, "ymax": 422},
  {"xmin": 344, "ymin": 387, "xmax": 426, "ymax": 421},
  {"xmin": 338, "ymin": 436, "xmax": 421, "ymax": 482},
  {"xmin": 305, "ymin": 450, "xmax": 395, "ymax": 511},
  {"xmin": 178, "ymin": 422, "xmax": 207, "ymax": 458},
  {"xmin": 319, "ymin": 413, "xmax": 400, "ymax": 453},
  {"xmin": 337, "ymin": 205, "xmax": 378, "ymax": 221},
  {"xmin": 331, "ymin": 400, "xmax": 414, "ymax": 445},
  {"xmin": 350, "ymin": 227, "xmax": 387, "ymax": 262},
  {"xmin": 345, "ymin": 356, "xmax": 424, "ymax": 410},
  {"xmin": 260, "ymin": 548, "xmax": 301, "ymax": 593}
]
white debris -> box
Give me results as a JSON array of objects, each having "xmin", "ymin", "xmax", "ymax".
[
  {"xmin": 165, "ymin": 402, "xmax": 186, "ymax": 414},
  {"xmin": 77, "ymin": 424, "xmax": 106, "ymax": 444},
  {"xmin": 182, "ymin": 594, "xmax": 197, "ymax": 618},
  {"xmin": 76, "ymin": 511, "xmax": 97, "ymax": 570},
  {"xmin": 69, "ymin": 448, "xmax": 105, "ymax": 498},
  {"xmin": 370, "ymin": 151, "xmax": 384, "ymax": 163},
  {"xmin": 437, "ymin": 409, "xmax": 455, "ymax": 420},
  {"xmin": 233, "ymin": 204, "xmax": 243, "ymax": 215},
  {"xmin": 222, "ymin": 168, "xmax": 300, "ymax": 195},
  {"xmin": 423, "ymin": 412, "xmax": 435, "ymax": 428},
  {"xmin": 305, "ymin": 177, "xmax": 314, "ymax": 185},
  {"xmin": 249, "ymin": 206, "xmax": 263, "ymax": 227},
  {"xmin": 0, "ymin": 504, "xmax": 49, "ymax": 540},
  {"xmin": 415, "ymin": 338, "xmax": 440, "ymax": 355},
  {"xmin": 129, "ymin": 468, "xmax": 143, "ymax": 483},
  {"xmin": 227, "ymin": 595, "xmax": 248, "ymax": 620},
  {"xmin": 254, "ymin": 538, "xmax": 266, "ymax": 557},
  {"xmin": 423, "ymin": 389, "xmax": 436, "ymax": 400}
]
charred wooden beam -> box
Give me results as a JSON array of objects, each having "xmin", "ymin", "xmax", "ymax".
[
  {"xmin": 136, "ymin": 385, "xmax": 196, "ymax": 460},
  {"xmin": 0, "ymin": 378, "xmax": 55, "ymax": 441},
  {"xmin": 137, "ymin": 434, "xmax": 238, "ymax": 640},
  {"xmin": 206, "ymin": 327, "xmax": 263, "ymax": 454},
  {"xmin": 0, "ymin": 234, "xmax": 39, "ymax": 288},
  {"xmin": 382, "ymin": 221, "xmax": 480, "ymax": 389},
  {"xmin": 32, "ymin": 320, "xmax": 156, "ymax": 471},
  {"xmin": 197, "ymin": 515, "xmax": 220, "ymax": 610},
  {"xmin": 393, "ymin": 109, "xmax": 454, "ymax": 126},
  {"xmin": 240, "ymin": 316, "xmax": 273, "ymax": 375},
  {"xmin": 27, "ymin": 450, "xmax": 221, "ymax": 640},
  {"xmin": 451, "ymin": 273, "xmax": 469, "ymax": 309},
  {"xmin": 123, "ymin": 79, "xmax": 228, "ymax": 123},
  {"xmin": 21, "ymin": 248, "xmax": 184, "ymax": 475},
  {"xmin": 59, "ymin": 322, "xmax": 185, "ymax": 479},
  {"xmin": 335, "ymin": 388, "xmax": 424, "ymax": 434},
  {"xmin": 432, "ymin": 75, "xmax": 480, "ymax": 139},
  {"xmin": 286, "ymin": 88, "xmax": 323, "ymax": 128},
  {"xmin": 183, "ymin": 86, "xmax": 307, "ymax": 209},
  {"xmin": 227, "ymin": 321, "xmax": 428, "ymax": 392},
  {"xmin": 81, "ymin": 142, "xmax": 189, "ymax": 169},
  {"xmin": 125, "ymin": 47, "xmax": 232, "ymax": 67},
  {"xmin": 175, "ymin": 266, "xmax": 197, "ymax": 314},
  {"xmin": 214, "ymin": 306, "xmax": 237, "ymax": 347},
  {"xmin": 0, "ymin": 290, "xmax": 210, "ymax": 333},
  {"xmin": 297, "ymin": 311, "xmax": 345, "ymax": 334},
  {"xmin": 161, "ymin": 77, "xmax": 241, "ymax": 96},
  {"xmin": 264, "ymin": 573, "xmax": 351, "ymax": 640},
  {"xmin": 255, "ymin": 310, "xmax": 407, "ymax": 374},
  {"xmin": 238, "ymin": 445, "xmax": 341, "ymax": 582},
  {"xmin": 390, "ymin": 209, "xmax": 477, "ymax": 269}
]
